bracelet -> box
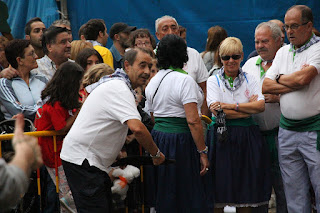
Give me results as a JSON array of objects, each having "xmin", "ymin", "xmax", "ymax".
[
  {"xmin": 197, "ymin": 146, "xmax": 208, "ymax": 154},
  {"xmin": 150, "ymin": 149, "xmax": 161, "ymax": 158},
  {"xmin": 235, "ymin": 103, "xmax": 239, "ymax": 111}
]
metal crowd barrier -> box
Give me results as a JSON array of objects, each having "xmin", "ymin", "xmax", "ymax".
[
  {"xmin": 0, "ymin": 116, "xmax": 213, "ymax": 212},
  {"xmin": 0, "ymin": 131, "xmax": 65, "ymax": 211}
]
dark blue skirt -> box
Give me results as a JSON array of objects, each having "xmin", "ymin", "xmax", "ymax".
[
  {"xmin": 150, "ymin": 129, "xmax": 209, "ymax": 213},
  {"xmin": 207, "ymin": 124, "xmax": 271, "ymax": 207}
]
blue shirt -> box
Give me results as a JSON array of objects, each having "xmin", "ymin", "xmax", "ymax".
[{"xmin": 110, "ymin": 44, "xmax": 123, "ymax": 70}]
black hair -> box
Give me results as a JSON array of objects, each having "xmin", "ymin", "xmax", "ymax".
[
  {"xmin": 78, "ymin": 23, "xmax": 86, "ymax": 38},
  {"xmin": 25, "ymin": 17, "xmax": 43, "ymax": 35},
  {"xmin": 5, "ymin": 39, "xmax": 31, "ymax": 69},
  {"xmin": 75, "ymin": 48, "xmax": 103, "ymax": 70},
  {"xmin": 156, "ymin": 34, "xmax": 188, "ymax": 69},
  {"xmin": 41, "ymin": 61, "xmax": 84, "ymax": 110},
  {"xmin": 83, "ymin": 19, "xmax": 106, "ymax": 40},
  {"xmin": 42, "ymin": 26, "xmax": 69, "ymax": 54}
]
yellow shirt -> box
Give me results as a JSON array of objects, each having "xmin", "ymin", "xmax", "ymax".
[{"xmin": 94, "ymin": 45, "xmax": 114, "ymax": 69}]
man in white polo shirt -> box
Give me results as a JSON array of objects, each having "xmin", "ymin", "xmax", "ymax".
[
  {"xmin": 263, "ymin": 5, "xmax": 320, "ymax": 212},
  {"xmin": 60, "ymin": 48, "xmax": 165, "ymax": 212},
  {"xmin": 154, "ymin": 15, "xmax": 209, "ymax": 116},
  {"xmin": 243, "ymin": 21, "xmax": 287, "ymax": 212}
]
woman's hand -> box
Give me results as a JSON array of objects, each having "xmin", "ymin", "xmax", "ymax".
[
  {"xmin": 200, "ymin": 153, "xmax": 209, "ymax": 176},
  {"xmin": 152, "ymin": 152, "xmax": 165, "ymax": 166},
  {"xmin": 209, "ymin": 102, "xmax": 221, "ymax": 112},
  {"xmin": 249, "ymin": 94, "xmax": 258, "ymax": 102}
]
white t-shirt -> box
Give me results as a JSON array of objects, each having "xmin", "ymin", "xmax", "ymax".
[
  {"xmin": 145, "ymin": 69, "xmax": 203, "ymax": 117},
  {"xmin": 183, "ymin": 47, "xmax": 209, "ymax": 84},
  {"xmin": 243, "ymin": 56, "xmax": 281, "ymax": 131},
  {"xmin": 265, "ymin": 42, "xmax": 320, "ymax": 120},
  {"xmin": 60, "ymin": 80, "xmax": 141, "ymax": 173},
  {"xmin": 207, "ymin": 72, "xmax": 264, "ymax": 115}
]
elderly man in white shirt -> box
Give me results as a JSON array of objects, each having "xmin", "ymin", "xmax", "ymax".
[
  {"xmin": 243, "ymin": 21, "xmax": 287, "ymax": 213},
  {"xmin": 60, "ymin": 48, "xmax": 165, "ymax": 213},
  {"xmin": 154, "ymin": 15, "xmax": 209, "ymax": 116},
  {"xmin": 263, "ymin": 5, "xmax": 320, "ymax": 212}
]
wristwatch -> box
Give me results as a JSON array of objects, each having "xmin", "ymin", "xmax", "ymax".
[
  {"xmin": 150, "ymin": 149, "xmax": 161, "ymax": 158},
  {"xmin": 276, "ymin": 74, "xmax": 283, "ymax": 83}
]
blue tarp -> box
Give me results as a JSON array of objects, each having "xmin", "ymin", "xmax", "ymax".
[
  {"xmin": 3, "ymin": 0, "xmax": 59, "ymax": 39},
  {"xmin": 3, "ymin": 0, "xmax": 320, "ymax": 59}
]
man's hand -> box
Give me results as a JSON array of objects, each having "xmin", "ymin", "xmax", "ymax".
[
  {"xmin": 264, "ymin": 94, "xmax": 280, "ymax": 103},
  {"xmin": 125, "ymin": 134, "xmax": 135, "ymax": 144},
  {"xmin": 13, "ymin": 114, "xmax": 43, "ymax": 170},
  {"xmin": 0, "ymin": 66, "xmax": 19, "ymax": 79}
]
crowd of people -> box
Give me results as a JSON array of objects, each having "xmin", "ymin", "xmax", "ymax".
[{"xmin": 0, "ymin": 3, "xmax": 320, "ymax": 213}]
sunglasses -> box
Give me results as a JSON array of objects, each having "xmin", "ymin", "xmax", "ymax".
[{"xmin": 221, "ymin": 54, "xmax": 241, "ymax": 61}]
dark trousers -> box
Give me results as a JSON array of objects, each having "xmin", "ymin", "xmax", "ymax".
[
  {"xmin": 41, "ymin": 166, "xmax": 59, "ymax": 213},
  {"xmin": 62, "ymin": 159, "xmax": 112, "ymax": 213}
]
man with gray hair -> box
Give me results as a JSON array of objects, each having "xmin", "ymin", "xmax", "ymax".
[
  {"xmin": 61, "ymin": 48, "xmax": 165, "ymax": 212},
  {"xmin": 51, "ymin": 19, "xmax": 73, "ymax": 41},
  {"xmin": 263, "ymin": 5, "xmax": 320, "ymax": 212},
  {"xmin": 155, "ymin": 15, "xmax": 209, "ymax": 116},
  {"xmin": 247, "ymin": 19, "xmax": 286, "ymax": 60},
  {"xmin": 243, "ymin": 21, "xmax": 287, "ymax": 213}
]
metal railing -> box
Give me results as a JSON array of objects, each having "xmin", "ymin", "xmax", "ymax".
[{"xmin": 0, "ymin": 130, "xmax": 66, "ymax": 211}]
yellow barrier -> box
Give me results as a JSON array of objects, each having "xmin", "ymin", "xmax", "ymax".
[
  {"xmin": 0, "ymin": 130, "xmax": 66, "ymax": 209},
  {"xmin": 0, "ymin": 130, "xmax": 65, "ymax": 141}
]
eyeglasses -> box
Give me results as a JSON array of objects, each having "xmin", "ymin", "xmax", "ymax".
[
  {"xmin": 221, "ymin": 54, "xmax": 241, "ymax": 61},
  {"xmin": 283, "ymin": 22, "xmax": 309, "ymax": 31},
  {"xmin": 135, "ymin": 41, "xmax": 151, "ymax": 47},
  {"xmin": 25, "ymin": 50, "xmax": 37, "ymax": 58}
]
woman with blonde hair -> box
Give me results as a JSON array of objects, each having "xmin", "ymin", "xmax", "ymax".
[
  {"xmin": 70, "ymin": 40, "xmax": 93, "ymax": 60},
  {"xmin": 82, "ymin": 63, "xmax": 114, "ymax": 88},
  {"xmin": 80, "ymin": 63, "xmax": 114, "ymax": 102},
  {"xmin": 207, "ymin": 37, "xmax": 271, "ymax": 212},
  {"xmin": 201, "ymin": 26, "xmax": 227, "ymax": 71}
]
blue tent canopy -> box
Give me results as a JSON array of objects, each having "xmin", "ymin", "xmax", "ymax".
[{"xmin": 3, "ymin": 0, "xmax": 320, "ymax": 59}]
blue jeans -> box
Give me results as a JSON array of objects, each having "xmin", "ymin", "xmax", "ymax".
[{"xmin": 41, "ymin": 166, "xmax": 59, "ymax": 212}]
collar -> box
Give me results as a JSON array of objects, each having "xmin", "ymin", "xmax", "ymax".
[
  {"xmin": 12, "ymin": 71, "xmax": 38, "ymax": 81},
  {"xmin": 218, "ymin": 67, "xmax": 247, "ymax": 91},
  {"xmin": 256, "ymin": 57, "xmax": 263, "ymax": 65},
  {"xmin": 289, "ymin": 33, "xmax": 320, "ymax": 53},
  {"xmin": 256, "ymin": 56, "xmax": 273, "ymax": 65},
  {"xmin": 38, "ymin": 55, "xmax": 57, "ymax": 71},
  {"xmin": 110, "ymin": 45, "xmax": 123, "ymax": 62},
  {"xmin": 169, "ymin": 66, "xmax": 188, "ymax": 74},
  {"xmin": 87, "ymin": 40, "xmax": 103, "ymax": 47},
  {"xmin": 85, "ymin": 68, "xmax": 136, "ymax": 98}
]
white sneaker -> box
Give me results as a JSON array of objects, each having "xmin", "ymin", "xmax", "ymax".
[{"xmin": 224, "ymin": 205, "xmax": 236, "ymax": 213}]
